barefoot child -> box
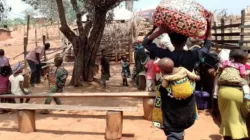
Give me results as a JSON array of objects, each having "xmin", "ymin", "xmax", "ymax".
[
  {"xmin": 145, "ymin": 53, "xmax": 156, "ymax": 91},
  {"xmin": 121, "ymin": 56, "xmax": 130, "ymax": 86},
  {"xmin": 41, "ymin": 56, "xmax": 68, "ymax": 114},
  {"xmin": 9, "ymin": 63, "xmax": 30, "ymax": 103}
]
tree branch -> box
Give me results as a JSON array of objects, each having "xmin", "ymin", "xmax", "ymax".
[
  {"xmin": 56, "ymin": 0, "xmax": 76, "ymax": 43},
  {"xmin": 70, "ymin": 0, "xmax": 85, "ymax": 37}
]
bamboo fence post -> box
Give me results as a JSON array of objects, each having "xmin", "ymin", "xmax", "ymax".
[
  {"xmin": 229, "ymin": 18, "xmax": 233, "ymax": 40},
  {"xmin": 213, "ymin": 21, "xmax": 218, "ymax": 51},
  {"xmin": 220, "ymin": 18, "xmax": 225, "ymax": 46},
  {"xmin": 240, "ymin": 10, "xmax": 245, "ymax": 47}
]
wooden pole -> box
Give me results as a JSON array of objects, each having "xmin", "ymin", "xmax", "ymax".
[
  {"xmin": 42, "ymin": 35, "xmax": 47, "ymax": 61},
  {"xmin": 46, "ymin": 26, "xmax": 49, "ymax": 39},
  {"xmin": 24, "ymin": 37, "xmax": 28, "ymax": 68},
  {"xmin": 23, "ymin": 37, "xmax": 30, "ymax": 88},
  {"xmin": 240, "ymin": 10, "xmax": 245, "ymax": 47},
  {"xmin": 105, "ymin": 111, "xmax": 123, "ymax": 140},
  {"xmin": 26, "ymin": 15, "xmax": 30, "ymax": 39},
  {"xmin": 143, "ymin": 98, "xmax": 154, "ymax": 121},
  {"xmin": 17, "ymin": 110, "xmax": 36, "ymax": 133},
  {"xmin": 42, "ymin": 35, "xmax": 46, "ymax": 45},
  {"xmin": 35, "ymin": 29, "xmax": 38, "ymax": 47},
  {"xmin": 229, "ymin": 19, "xmax": 233, "ymax": 40},
  {"xmin": 213, "ymin": 21, "xmax": 218, "ymax": 51},
  {"xmin": 220, "ymin": 18, "xmax": 225, "ymax": 45}
]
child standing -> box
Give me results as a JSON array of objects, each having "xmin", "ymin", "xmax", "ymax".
[
  {"xmin": 9, "ymin": 63, "xmax": 30, "ymax": 103},
  {"xmin": 121, "ymin": 56, "xmax": 130, "ymax": 86},
  {"xmin": 41, "ymin": 57, "xmax": 68, "ymax": 114},
  {"xmin": 145, "ymin": 53, "xmax": 156, "ymax": 91}
]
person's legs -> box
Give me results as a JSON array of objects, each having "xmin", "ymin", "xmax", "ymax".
[
  {"xmin": 27, "ymin": 60, "xmax": 37, "ymax": 86},
  {"xmin": 223, "ymin": 136, "xmax": 232, "ymax": 140},
  {"xmin": 164, "ymin": 130, "xmax": 184, "ymax": 140},
  {"xmin": 35, "ymin": 64, "xmax": 41, "ymax": 84},
  {"xmin": 146, "ymin": 79, "xmax": 152, "ymax": 91},
  {"xmin": 53, "ymin": 98, "xmax": 62, "ymax": 105},
  {"xmin": 20, "ymin": 98, "xmax": 24, "ymax": 103},
  {"xmin": 151, "ymin": 79, "xmax": 156, "ymax": 91}
]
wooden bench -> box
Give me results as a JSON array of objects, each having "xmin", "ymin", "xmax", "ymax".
[
  {"xmin": 0, "ymin": 92, "xmax": 156, "ymax": 120},
  {"xmin": 0, "ymin": 103, "xmax": 137, "ymax": 140}
]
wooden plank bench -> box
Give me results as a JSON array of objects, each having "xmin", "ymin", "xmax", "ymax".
[
  {"xmin": 0, "ymin": 103, "xmax": 137, "ymax": 140},
  {"xmin": 0, "ymin": 92, "xmax": 156, "ymax": 121}
]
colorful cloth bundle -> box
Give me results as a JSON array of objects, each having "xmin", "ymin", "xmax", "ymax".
[{"xmin": 152, "ymin": 0, "xmax": 211, "ymax": 38}]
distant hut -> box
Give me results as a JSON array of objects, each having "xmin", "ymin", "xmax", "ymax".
[{"xmin": 0, "ymin": 28, "xmax": 11, "ymax": 41}]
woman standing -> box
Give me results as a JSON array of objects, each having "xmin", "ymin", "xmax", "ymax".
[
  {"xmin": 217, "ymin": 50, "xmax": 249, "ymax": 140},
  {"xmin": 218, "ymin": 86, "xmax": 249, "ymax": 140}
]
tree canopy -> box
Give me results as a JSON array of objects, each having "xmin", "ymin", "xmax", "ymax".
[
  {"xmin": 22, "ymin": 0, "xmax": 78, "ymax": 23},
  {"xmin": 0, "ymin": 0, "xmax": 11, "ymax": 22}
]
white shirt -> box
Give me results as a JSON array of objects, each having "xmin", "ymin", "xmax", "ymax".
[
  {"xmin": 153, "ymin": 34, "xmax": 188, "ymax": 51},
  {"xmin": 9, "ymin": 74, "xmax": 24, "ymax": 96}
]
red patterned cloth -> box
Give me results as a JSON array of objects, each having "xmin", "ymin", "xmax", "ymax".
[{"xmin": 153, "ymin": 0, "xmax": 211, "ymax": 38}]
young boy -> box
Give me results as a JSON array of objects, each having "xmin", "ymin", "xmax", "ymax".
[
  {"xmin": 101, "ymin": 50, "xmax": 110, "ymax": 88},
  {"xmin": 41, "ymin": 56, "xmax": 68, "ymax": 114},
  {"xmin": 121, "ymin": 56, "xmax": 130, "ymax": 86},
  {"xmin": 9, "ymin": 63, "xmax": 30, "ymax": 103},
  {"xmin": 145, "ymin": 53, "xmax": 156, "ymax": 91}
]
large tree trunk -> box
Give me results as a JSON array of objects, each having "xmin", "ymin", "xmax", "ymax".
[
  {"xmin": 56, "ymin": 0, "xmax": 123, "ymax": 86},
  {"xmin": 82, "ymin": 9, "xmax": 107, "ymax": 82},
  {"xmin": 70, "ymin": 37, "xmax": 85, "ymax": 86}
]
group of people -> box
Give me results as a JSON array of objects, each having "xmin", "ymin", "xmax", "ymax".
[
  {"xmin": 0, "ymin": 43, "xmax": 68, "ymax": 114},
  {"xmin": 138, "ymin": 16, "xmax": 250, "ymax": 140}
]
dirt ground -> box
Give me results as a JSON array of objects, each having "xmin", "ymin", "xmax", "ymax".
[
  {"xmin": 0, "ymin": 65, "xmax": 220, "ymax": 140},
  {"xmin": 0, "ymin": 28, "xmax": 220, "ymax": 140}
]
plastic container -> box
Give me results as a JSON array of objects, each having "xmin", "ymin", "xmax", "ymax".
[{"xmin": 194, "ymin": 90, "xmax": 210, "ymax": 110}]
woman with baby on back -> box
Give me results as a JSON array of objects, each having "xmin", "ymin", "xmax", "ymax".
[{"xmin": 216, "ymin": 49, "xmax": 250, "ymax": 140}]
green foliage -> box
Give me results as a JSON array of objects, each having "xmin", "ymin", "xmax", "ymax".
[
  {"xmin": 22, "ymin": 0, "xmax": 77, "ymax": 23},
  {"xmin": 0, "ymin": 0, "xmax": 11, "ymax": 21}
]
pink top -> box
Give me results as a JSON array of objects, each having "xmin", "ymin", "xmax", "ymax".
[
  {"xmin": 220, "ymin": 60, "xmax": 246, "ymax": 77},
  {"xmin": 0, "ymin": 56, "xmax": 9, "ymax": 66},
  {"xmin": 145, "ymin": 59, "xmax": 156, "ymax": 79},
  {"xmin": 26, "ymin": 46, "xmax": 44, "ymax": 64},
  {"xmin": 0, "ymin": 76, "xmax": 9, "ymax": 94}
]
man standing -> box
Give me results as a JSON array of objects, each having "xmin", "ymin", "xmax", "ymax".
[
  {"xmin": 100, "ymin": 50, "xmax": 110, "ymax": 88},
  {"xmin": 26, "ymin": 43, "xmax": 50, "ymax": 86}
]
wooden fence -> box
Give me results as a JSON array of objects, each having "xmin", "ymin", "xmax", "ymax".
[{"xmin": 212, "ymin": 9, "xmax": 250, "ymax": 50}]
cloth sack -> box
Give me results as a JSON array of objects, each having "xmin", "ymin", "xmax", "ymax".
[
  {"xmin": 152, "ymin": 0, "xmax": 210, "ymax": 38},
  {"xmin": 163, "ymin": 77, "xmax": 196, "ymax": 99},
  {"xmin": 218, "ymin": 67, "xmax": 245, "ymax": 86},
  {"xmin": 218, "ymin": 49, "xmax": 230, "ymax": 62}
]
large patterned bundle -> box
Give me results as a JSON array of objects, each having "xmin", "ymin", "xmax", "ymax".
[{"xmin": 152, "ymin": 0, "xmax": 211, "ymax": 38}]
